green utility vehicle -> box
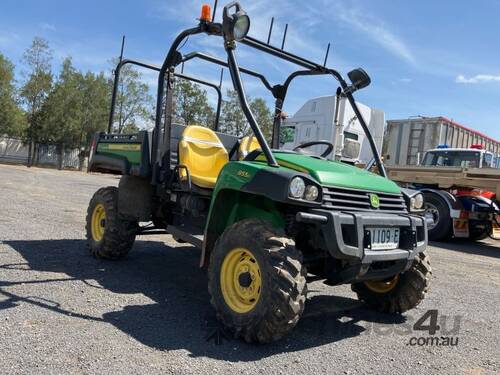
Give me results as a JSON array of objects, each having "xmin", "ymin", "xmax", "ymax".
[{"xmin": 86, "ymin": 2, "xmax": 431, "ymax": 343}]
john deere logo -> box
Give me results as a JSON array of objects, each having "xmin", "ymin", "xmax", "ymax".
[{"xmin": 369, "ymin": 193, "xmax": 380, "ymax": 209}]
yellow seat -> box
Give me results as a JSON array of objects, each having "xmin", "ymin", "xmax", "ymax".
[
  {"xmin": 178, "ymin": 125, "xmax": 229, "ymax": 189},
  {"xmin": 238, "ymin": 135, "xmax": 261, "ymax": 160}
]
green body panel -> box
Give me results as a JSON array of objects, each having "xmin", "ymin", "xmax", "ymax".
[
  {"xmin": 258, "ymin": 152, "xmax": 401, "ymax": 194},
  {"xmin": 96, "ymin": 143, "xmax": 142, "ymax": 165},
  {"xmin": 205, "ymin": 152, "xmax": 401, "ymax": 238},
  {"xmin": 212, "ymin": 161, "xmax": 269, "ymax": 194},
  {"xmin": 204, "ymin": 161, "xmax": 284, "ymax": 245}
]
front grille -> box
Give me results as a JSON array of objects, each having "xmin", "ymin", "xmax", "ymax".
[{"xmin": 322, "ymin": 185, "xmax": 407, "ymax": 213}]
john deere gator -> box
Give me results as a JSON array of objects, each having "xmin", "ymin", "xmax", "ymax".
[{"xmin": 86, "ymin": 2, "xmax": 431, "ymax": 343}]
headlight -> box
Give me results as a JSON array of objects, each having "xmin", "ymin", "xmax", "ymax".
[
  {"xmin": 289, "ymin": 177, "xmax": 306, "ymax": 199},
  {"xmin": 233, "ymin": 14, "xmax": 250, "ymax": 40},
  {"xmin": 304, "ymin": 185, "xmax": 319, "ymax": 201},
  {"xmin": 410, "ymin": 194, "xmax": 424, "ymax": 210},
  {"xmin": 222, "ymin": 3, "xmax": 251, "ymax": 42}
]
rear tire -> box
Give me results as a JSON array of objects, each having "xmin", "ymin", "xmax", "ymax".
[
  {"xmin": 86, "ymin": 187, "xmax": 137, "ymax": 260},
  {"xmin": 352, "ymin": 253, "xmax": 431, "ymax": 313},
  {"xmin": 424, "ymin": 192, "xmax": 452, "ymax": 241},
  {"xmin": 208, "ymin": 219, "xmax": 307, "ymax": 343}
]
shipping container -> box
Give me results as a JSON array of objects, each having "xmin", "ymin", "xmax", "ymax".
[{"xmin": 383, "ymin": 117, "xmax": 500, "ymax": 166}]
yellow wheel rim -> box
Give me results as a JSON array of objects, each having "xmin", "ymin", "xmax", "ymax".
[
  {"xmin": 220, "ymin": 248, "xmax": 262, "ymax": 314},
  {"xmin": 91, "ymin": 203, "xmax": 106, "ymax": 242},
  {"xmin": 365, "ymin": 275, "xmax": 399, "ymax": 294}
]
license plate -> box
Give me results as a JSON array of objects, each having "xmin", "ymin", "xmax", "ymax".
[{"xmin": 370, "ymin": 227, "xmax": 400, "ymax": 250}]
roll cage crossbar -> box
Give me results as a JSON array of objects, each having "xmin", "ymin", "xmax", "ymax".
[
  {"xmin": 109, "ymin": 3, "xmax": 387, "ymax": 184},
  {"xmin": 181, "ymin": 52, "xmax": 274, "ymax": 92},
  {"xmin": 108, "ymin": 59, "xmax": 223, "ymax": 132}
]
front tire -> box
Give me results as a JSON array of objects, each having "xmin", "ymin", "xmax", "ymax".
[
  {"xmin": 85, "ymin": 187, "xmax": 137, "ymax": 260},
  {"xmin": 352, "ymin": 253, "xmax": 431, "ymax": 313},
  {"xmin": 208, "ymin": 219, "xmax": 307, "ymax": 343}
]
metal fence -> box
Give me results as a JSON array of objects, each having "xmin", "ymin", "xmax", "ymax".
[{"xmin": 0, "ymin": 135, "xmax": 82, "ymax": 169}]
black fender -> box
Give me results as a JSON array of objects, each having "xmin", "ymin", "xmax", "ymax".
[
  {"xmin": 89, "ymin": 154, "xmax": 130, "ymax": 175},
  {"xmin": 456, "ymin": 194, "xmax": 496, "ymax": 214},
  {"xmin": 118, "ymin": 175, "xmax": 153, "ymax": 221}
]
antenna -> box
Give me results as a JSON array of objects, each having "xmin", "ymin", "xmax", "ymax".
[
  {"xmin": 119, "ymin": 35, "xmax": 125, "ymax": 63},
  {"xmin": 267, "ymin": 17, "xmax": 274, "ymax": 44},
  {"xmin": 219, "ymin": 68, "xmax": 224, "ymax": 89},
  {"xmin": 117, "ymin": 35, "xmax": 126, "ymax": 133},
  {"xmin": 281, "ymin": 24, "xmax": 288, "ymax": 49},
  {"xmin": 323, "ymin": 42, "xmax": 331, "ymax": 67},
  {"xmin": 212, "ymin": 0, "xmax": 218, "ymax": 21}
]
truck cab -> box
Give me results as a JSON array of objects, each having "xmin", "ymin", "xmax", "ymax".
[
  {"xmin": 280, "ymin": 96, "xmax": 385, "ymax": 164},
  {"xmin": 421, "ymin": 145, "xmax": 499, "ymax": 169}
]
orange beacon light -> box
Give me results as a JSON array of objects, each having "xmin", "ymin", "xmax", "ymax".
[{"xmin": 200, "ymin": 4, "xmax": 212, "ymax": 22}]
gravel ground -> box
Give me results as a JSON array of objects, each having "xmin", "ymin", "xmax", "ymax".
[{"xmin": 0, "ymin": 164, "xmax": 499, "ymax": 375}]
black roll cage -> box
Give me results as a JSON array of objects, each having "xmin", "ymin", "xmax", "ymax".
[
  {"xmin": 108, "ymin": 3, "xmax": 386, "ymax": 184},
  {"xmin": 108, "ymin": 59, "xmax": 223, "ymax": 131}
]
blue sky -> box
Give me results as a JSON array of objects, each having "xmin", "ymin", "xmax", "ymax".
[{"xmin": 1, "ymin": 0, "xmax": 499, "ymax": 140}]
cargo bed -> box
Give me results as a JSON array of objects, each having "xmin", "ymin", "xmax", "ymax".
[{"xmin": 387, "ymin": 165, "xmax": 500, "ymax": 197}]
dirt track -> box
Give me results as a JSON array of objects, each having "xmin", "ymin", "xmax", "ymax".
[{"xmin": 0, "ymin": 164, "xmax": 499, "ymax": 375}]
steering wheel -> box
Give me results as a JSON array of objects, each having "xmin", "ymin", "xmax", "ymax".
[{"xmin": 293, "ymin": 141, "xmax": 334, "ymax": 158}]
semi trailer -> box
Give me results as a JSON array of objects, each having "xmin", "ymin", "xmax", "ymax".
[{"xmin": 384, "ymin": 117, "xmax": 500, "ymax": 166}]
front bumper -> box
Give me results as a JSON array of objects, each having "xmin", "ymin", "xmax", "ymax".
[{"xmin": 296, "ymin": 209, "xmax": 428, "ymax": 283}]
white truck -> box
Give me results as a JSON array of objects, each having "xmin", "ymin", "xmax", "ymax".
[{"xmin": 280, "ymin": 95, "xmax": 385, "ymax": 164}]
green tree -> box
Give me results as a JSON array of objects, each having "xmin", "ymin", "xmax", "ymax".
[
  {"xmin": 112, "ymin": 59, "xmax": 153, "ymax": 133},
  {"xmin": 39, "ymin": 57, "xmax": 83, "ymax": 167},
  {"xmin": 173, "ymin": 79, "xmax": 215, "ymax": 127},
  {"xmin": 221, "ymin": 89, "xmax": 247, "ymax": 136},
  {"xmin": 79, "ymin": 71, "xmax": 111, "ymax": 148},
  {"xmin": 0, "ymin": 53, "xmax": 25, "ymax": 137},
  {"xmin": 250, "ymin": 97, "xmax": 273, "ymax": 141},
  {"xmin": 39, "ymin": 60, "xmax": 111, "ymax": 169},
  {"xmin": 221, "ymin": 90, "xmax": 273, "ymax": 140},
  {"xmin": 20, "ymin": 37, "xmax": 53, "ymax": 165}
]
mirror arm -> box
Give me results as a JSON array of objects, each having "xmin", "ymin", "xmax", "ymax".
[
  {"xmin": 343, "ymin": 90, "xmax": 387, "ymax": 177},
  {"xmin": 326, "ymin": 70, "xmax": 386, "ymax": 177}
]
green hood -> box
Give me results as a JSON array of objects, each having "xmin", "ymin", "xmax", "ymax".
[{"xmin": 271, "ymin": 152, "xmax": 401, "ymax": 194}]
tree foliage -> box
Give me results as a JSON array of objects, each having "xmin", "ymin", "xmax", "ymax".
[
  {"xmin": 112, "ymin": 60, "xmax": 153, "ymax": 133},
  {"xmin": 221, "ymin": 89, "xmax": 247, "ymax": 136},
  {"xmin": 39, "ymin": 57, "xmax": 83, "ymax": 147},
  {"xmin": 20, "ymin": 37, "xmax": 53, "ymax": 144},
  {"xmin": 0, "ymin": 53, "xmax": 25, "ymax": 137},
  {"xmin": 250, "ymin": 97, "xmax": 273, "ymax": 141},
  {"xmin": 79, "ymin": 71, "xmax": 111, "ymax": 148},
  {"xmin": 173, "ymin": 78, "xmax": 215, "ymax": 127},
  {"xmin": 39, "ymin": 58, "xmax": 111, "ymax": 151},
  {"xmin": 221, "ymin": 89, "xmax": 273, "ymax": 140}
]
